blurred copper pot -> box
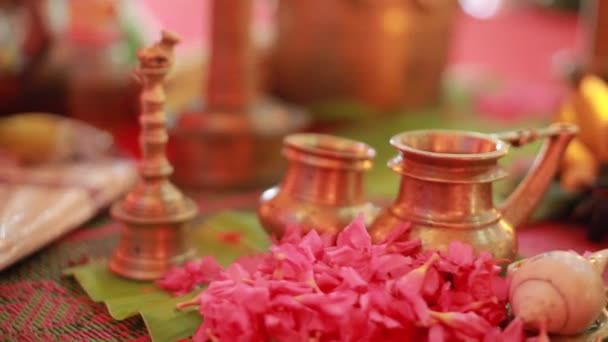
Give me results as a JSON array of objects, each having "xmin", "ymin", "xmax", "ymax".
[
  {"xmin": 269, "ymin": 0, "xmax": 458, "ymax": 111},
  {"xmin": 258, "ymin": 133, "xmax": 379, "ymax": 237}
]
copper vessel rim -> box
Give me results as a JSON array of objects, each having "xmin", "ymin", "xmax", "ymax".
[
  {"xmin": 390, "ymin": 129, "xmax": 510, "ymax": 161},
  {"xmin": 284, "ymin": 133, "xmax": 376, "ymax": 161}
]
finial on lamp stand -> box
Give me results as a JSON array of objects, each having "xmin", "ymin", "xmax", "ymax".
[{"xmin": 109, "ymin": 31, "xmax": 198, "ymax": 280}]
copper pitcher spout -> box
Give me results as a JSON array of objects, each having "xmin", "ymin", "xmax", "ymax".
[{"xmin": 495, "ymin": 123, "xmax": 578, "ymax": 228}]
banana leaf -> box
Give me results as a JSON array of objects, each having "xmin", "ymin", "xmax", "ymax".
[{"xmin": 64, "ymin": 211, "xmax": 270, "ymax": 342}]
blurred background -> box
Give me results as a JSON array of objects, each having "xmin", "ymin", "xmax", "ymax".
[
  {"xmin": 1, "ymin": 0, "xmax": 605, "ymax": 240},
  {"xmin": 0, "ymin": 0, "xmax": 588, "ymax": 141}
]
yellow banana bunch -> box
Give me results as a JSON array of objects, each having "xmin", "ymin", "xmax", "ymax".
[{"xmin": 556, "ymin": 75, "xmax": 608, "ymax": 191}]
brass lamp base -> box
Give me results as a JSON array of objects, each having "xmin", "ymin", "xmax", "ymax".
[
  {"xmin": 169, "ymin": 98, "xmax": 310, "ymax": 190},
  {"xmin": 109, "ymin": 198, "xmax": 197, "ymax": 281}
]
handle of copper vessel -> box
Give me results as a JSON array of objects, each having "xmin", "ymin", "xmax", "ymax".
[
  {"xmin": 496, "ymin": 123, "xmax": 578, "ymax": 229},
  {"xmin": 492, "ymin": 124, "xmax": 578, "ymax": 148}
]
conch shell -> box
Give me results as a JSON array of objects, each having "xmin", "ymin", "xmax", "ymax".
[{"xmin": 507, "ymin": 249, "xmax": 608, "ymax": 335}]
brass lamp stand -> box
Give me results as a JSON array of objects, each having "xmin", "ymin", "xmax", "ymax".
[
  {"xmin": 109, "ymin": 31, "xmax": 198, "ymax": 280},
  {"xmin": 169, "ymin": 0, "xmax": 309, "ymax": 190}
]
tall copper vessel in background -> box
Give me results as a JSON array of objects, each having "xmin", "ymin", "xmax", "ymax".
[
  {"xmin": 170, "ymin": 0, "xmax": 308, "ymax": 190},
  {"xmin": 269, "ymin": 0, "xmax": 459, "ymax": 112}
]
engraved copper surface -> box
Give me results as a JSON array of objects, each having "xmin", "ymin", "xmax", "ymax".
[
  {"xmin": 370, "ymin": 124, "xmax": 577, "ymax": 260},
  {"xmin": 258, "ymin": 133, "xmax": 379, "ymax": 237},
  {"xmin": 109, "ymin": 32, "xmax": 198, "ymax": 280}
]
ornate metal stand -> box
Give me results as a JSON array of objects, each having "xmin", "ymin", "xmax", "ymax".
[
  {"xmin": 109, "ymin": 31, "xmax": 198, "ymax": 280},
  {"xmin": 169, "ymin": 0, "xmax": 309, "ymax": 190}
]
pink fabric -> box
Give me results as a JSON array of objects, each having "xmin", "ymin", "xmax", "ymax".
[
  {"xmin": 449, "ymin": 6, "xmax": 580, "ymax": 86},
  {"xmin": 519, "ymin": 223, "xmax": 608, "ymax": 257}
]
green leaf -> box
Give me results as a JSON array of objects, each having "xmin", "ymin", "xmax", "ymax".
[
  {"xmin": 64, "ymin": 262, "xmax": 159, "ymax": 303},
  {"xmin": 190, "ymin": 211, "xmax": 271, "ymax": 266},
  {"xmin": 64, "ymin": 211, "xmax": 268, "ymax": 342},
  {"xmin": 140, "ymin": 293, "xmax": 202, "ymax": 342}
]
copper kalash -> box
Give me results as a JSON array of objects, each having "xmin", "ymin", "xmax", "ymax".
[{"xmin": 109, "ymin": 32, "xmax": 198, "ymax": 280}]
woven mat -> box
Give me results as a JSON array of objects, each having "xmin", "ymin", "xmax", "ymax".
[
  {"xmin": 0, "ymin": 189, "xmax": 263, "ymax": 342},
  {"xmin": 0, "ymin": 217, "xmax": 149, "ymax": 341}
]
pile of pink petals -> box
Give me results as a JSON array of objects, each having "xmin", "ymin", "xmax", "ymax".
[{"xmin": 158, "ymin": 215, "xmax": 545, "ymax": 342}]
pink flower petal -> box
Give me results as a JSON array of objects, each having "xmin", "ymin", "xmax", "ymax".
[
  {"xmin": 428, "ymin": 323, "xmax": 447, "ymax": 342},
  {"xmin": 233, "ymin": 254, "xmax": 264, "ymax": 274},
  {"xmin": 431, "ymin": 311, "xmax": 493, "ymax": 339},
  {"xmin": 370, "ymin": 253, "xmax": 413, "ymax": 280},
  {"xmin": 238, "ymin": 284, "xmax": 270, "ymax": 314},
  {"xmin": 446, "ymin": 241, "xmax": 474, "ymax": 267},
  {"xmin": 500, "ymin": 317, "xmax": 525, "ymax": 342},
  {"xmin": 385, "ymin": 239, "xmax": 422, "ymax": 255},
  {"xmin": 483, "ymin": 327, "xmax": 502, "ymax": 342},
  {"xmin": 380, "ymin": 222, "xmax": 412, "ymax": 244},
  {"xmin": 297, "ymin": 291, "xmax": 357, "ymax": 317},
  {"xmin": 264, "ymin": 312, "xmax": 304, "ymax": 341},
  {"xmin": 421, "ymin": 266, "xmax": 442, "ymax": 301},
  {"xmin": 336, "ymin": 214, "xmax": 370, "ymax": 249},
  {"xmin": 156, "ymin": 267, "xmax": 196, "ymax": 296},
  {"xmin": 338, "ymin": 266, "xmax": 368, "ymax": 292},
  {"xmin": 185, "ymin": 256, "xmax": 223, "ymax": 283},
  {"xmin": 370, "ymin": 310, "xmax": 403, "ymax": 329},
  {"xmin": 396, "ymin": 253, "xmax": 439, "ymax": 293},
  {"xmin": 299, "ymin": 229, "xmax": 324, "ymax": 258},
  {"xmin": 267, "ymin": 279, "xmax": 314, "ymax": 296}
]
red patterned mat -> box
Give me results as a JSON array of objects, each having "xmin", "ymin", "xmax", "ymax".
[
  {"xmin": 0, "ymin": 192, "xmax": 260, "ymax": 341},
  {"xmin": 0, "ymin": 216, "xmax": 149, "ymax": 341}
]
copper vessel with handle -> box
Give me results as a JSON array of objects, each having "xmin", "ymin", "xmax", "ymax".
[{"xmin": 370, "ymin": 124, "xmax": 578, "ymax": 260}]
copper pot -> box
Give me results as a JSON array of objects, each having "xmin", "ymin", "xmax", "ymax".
[{"xmin": 258, "ymin": 133, "xmax": 378, "ymax": 236}]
